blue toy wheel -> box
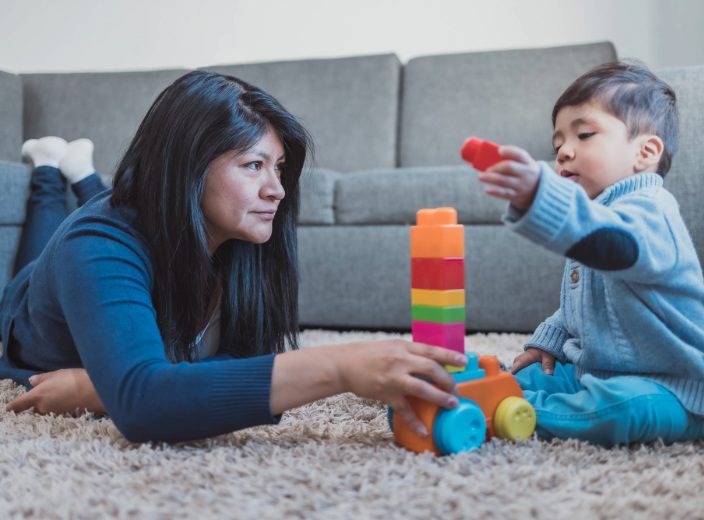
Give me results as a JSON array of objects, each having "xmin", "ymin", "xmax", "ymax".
[
  {"xmin": 433, "ymin": 398, "xmax": 487, "ymax": 454},
  {"xmin": 387, "ymin": 407, "xmax": 394, "ymax": 432}
]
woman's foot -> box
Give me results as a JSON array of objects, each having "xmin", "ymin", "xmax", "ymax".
[
  {"xmin": 21, "ymin": 136, "xmax": 68, "ymax": 168},
  {"xmin": 58, "ymin": 138, "xmax": 95, "ymax": 184}
]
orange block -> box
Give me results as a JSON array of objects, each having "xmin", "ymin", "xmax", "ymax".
[{"xmin": 410, "ymin": 208, "xmax": 464, "ymax": 258}]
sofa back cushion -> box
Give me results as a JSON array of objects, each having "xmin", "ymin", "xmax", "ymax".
[
  {"xmin": 659, "ymin": 65, "xmax": 704, "ymax": 261},
  {"xmin": 0, "ymin": 71, "xmax": 22, "ymax": 163},
  {"xmin": 200, "ymin": 54, "xmax": 401, "ymax": 172},
  {"xmin": 21, "ymin": 69, "xmax": 187, "ymax": 180},
  {"xmin": 399, "ymin": 42, "xmax": 617, "ymax": 167}
]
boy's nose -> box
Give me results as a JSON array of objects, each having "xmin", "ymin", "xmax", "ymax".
[{"xmin": 557, "ymin": 146, "xmax": 575, "ymax": 163}]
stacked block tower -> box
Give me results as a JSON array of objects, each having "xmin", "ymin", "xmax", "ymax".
[{"xmin": 410, "ymin": 207, "xmax": 465, "ymax": 369}]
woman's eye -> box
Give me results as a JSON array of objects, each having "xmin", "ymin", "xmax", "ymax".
[
  {"xmin": 578, "ymin": 132, "xmax": 595, "ymax": 140},
  {"xmin": 275, "ymin": 163, "xmax": 286, "ymax": 175},
  {"xmin": 245, "ymin": 161, "xmax": 263, "ymax": 171}
]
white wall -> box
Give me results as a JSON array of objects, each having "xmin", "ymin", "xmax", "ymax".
[{"xmin": 1, "ymin": 0, "xmax": 703, "ymax": 73}]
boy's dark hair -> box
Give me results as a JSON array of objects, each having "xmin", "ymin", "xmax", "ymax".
[{"xmin": 552, "ymin": 61, "xmax": 678, "ymax": 176}]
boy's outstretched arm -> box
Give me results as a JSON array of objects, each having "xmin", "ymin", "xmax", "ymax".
[{"xmin": 477, "ymin": 145, "xmax": 680, "ymax": 283}]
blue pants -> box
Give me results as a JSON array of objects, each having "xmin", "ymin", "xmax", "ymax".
[
  {"xmin": 13, "ymin": 166, "xmax": 106, "ymax": 274},
  {"xmin": 515, "ymin": 361, "xmax": 704, "ymax": 447}
]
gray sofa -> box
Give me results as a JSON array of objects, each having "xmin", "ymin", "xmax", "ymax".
[{"xmin": 1, "ymin": 41, "xmax": 702, "ymax": 332}]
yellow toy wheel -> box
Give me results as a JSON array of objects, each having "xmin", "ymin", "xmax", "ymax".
[{"xmin": 493, "ymin": 396, "xmax": 536, "ymax": 441}]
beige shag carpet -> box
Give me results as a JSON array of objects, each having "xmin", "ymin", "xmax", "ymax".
[{"xmin": 1, "ymin": 329, "xmax": 703, "ymax": 519}]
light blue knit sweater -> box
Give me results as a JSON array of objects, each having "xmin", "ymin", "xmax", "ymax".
[{"xmin": 503, "ymin": 163, "xmax": 704, "ymax": 415}]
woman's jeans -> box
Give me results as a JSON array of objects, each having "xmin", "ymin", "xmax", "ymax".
[
  {"xmin": 515, "ymin": 361, "xmax": 704, "ymax": 446},
  {"xmin": 13, "ymin": 166, "xmax": 106, "ymax": 274}
]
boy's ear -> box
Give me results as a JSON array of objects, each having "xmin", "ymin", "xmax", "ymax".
[{"xmin": 634, "ymin": 135, "xmax": 664, "ymax": 172}]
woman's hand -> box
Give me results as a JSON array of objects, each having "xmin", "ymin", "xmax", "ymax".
[
  {"xmin": 336, "ymin": 340, "xmax": 467, "ymax": 437},
  {"xmin": 6, "ymin": 368, "xmax": 106, "ymax": 416},
  {"xmin": 271, "ymin": 340, "xmax": 467, "ymax": 438},
  {"xmin": 511, "ymin": 347, "xmax": 555, "ymax": 375},
  {"xmin": 477, "ymin": 145, "xmax": 541, "ymax": 210}
]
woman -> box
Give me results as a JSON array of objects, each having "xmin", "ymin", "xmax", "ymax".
[{"xmin": 1, "ymin": 71, "xmax": 463, "ymax": 443}]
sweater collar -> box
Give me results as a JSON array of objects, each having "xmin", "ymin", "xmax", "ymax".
[{"xmin": 595, "ymin": 173, "xmax": 663, "ymax": 206}]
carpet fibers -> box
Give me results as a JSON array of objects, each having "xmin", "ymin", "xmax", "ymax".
[{"xmin": 1, "ymin": 329, "xmax": 703, "ymax": 519}]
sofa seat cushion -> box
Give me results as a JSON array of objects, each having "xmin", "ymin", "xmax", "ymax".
[
  {"xmin": 335, "ymin": 165, "xmax": 508, "ymax": 225},
  {"xmin": 298, "ymin": 168, "xmax": 341, "ymax": 225},
  {"xmin": 0, "ymin": 161, "xmax": 31, "ymax": 225}
]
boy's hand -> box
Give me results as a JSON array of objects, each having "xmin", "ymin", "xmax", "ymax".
[
  {"xmin": 477, "ymin": 145, "xmax": 541, "ymax": 211},
  {"xmin": 511, "ymin": 347, "xmax": 555, "ymax": 375}
]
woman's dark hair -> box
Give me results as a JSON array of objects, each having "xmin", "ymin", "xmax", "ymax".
[
  {"xmin": 552, "ymin": 61, "xmax": 678, "ymax": 176},
  {"xmin": 111, "ymin": 70, "xmax": 311, "ymax": 362}
]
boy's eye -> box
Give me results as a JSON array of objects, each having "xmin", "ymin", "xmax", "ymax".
[
  {"xmin": 578, "ymin": 132, "xmax": 595, "ymax": 140},
  {"xmin": 552, "ymin": 145, "xmax": 561, "ymax": 156}
]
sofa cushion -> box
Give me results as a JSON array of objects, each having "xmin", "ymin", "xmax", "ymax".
[
  {"xmin": 659, "ymin": 65, "xmax": 704, "ymax": 261},
  {"xmin": 297, "ymin": 224, "xmax": 561, "ymax": 331},
  {"xmin": 200, "ymin": 54, "xmax": 401, "ymax": 172},
  {"xmin": 0, "ymin": 161, "xmax": 31, "ymax": 225},
  {"xmin": 0, "ymin": 71, "xmax": 23, "ymax": 163},
  {"xmin": 335, "ymin": 165, "xmax": 508, "ymax": 225},
  {"xmin": 299, "ymin": 168, "xmax": 340, "ymax": 225},
  {"xmin": 399, "ymin": 42, "xmax": 617, "ymax": 167},
  {"xmin": 0, "ymin": 226, "xmax": 21, "ymax": 287},
  {"xmin": 21, "ymin": 69, "xmax": 187, "ymax": 179}
]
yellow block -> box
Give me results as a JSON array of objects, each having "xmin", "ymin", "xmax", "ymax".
[
  {"xmin": 445, "ymin": 364, "xmax": 464, "ymax": 373},
  {"xmin": 411, "ymin": 289, "xmax": 465, "ymax": 307}
]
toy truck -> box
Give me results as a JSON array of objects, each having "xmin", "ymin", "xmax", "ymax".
[{"xmin": 389, "ymin": 352, "xmax": 536, "ymax": 455}]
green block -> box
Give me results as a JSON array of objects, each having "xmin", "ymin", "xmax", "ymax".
[{"xmin": 411, "ymin": 305, "xmax": 465, "ymax": 323}]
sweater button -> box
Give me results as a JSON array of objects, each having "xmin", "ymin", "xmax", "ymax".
[{"xmin": 570, "ymin": 269, "xmax": 580, "ymax": 283}]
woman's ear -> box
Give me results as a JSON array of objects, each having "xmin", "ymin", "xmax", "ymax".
[{"xmin": 634, "ymin": 135, "xmax": 664, "ymax": 173}]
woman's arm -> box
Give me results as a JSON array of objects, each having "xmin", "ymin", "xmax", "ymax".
[
  {"xmin": 271, "ymin": 340, "xmax": 466, "ymax": 437},
  {"xmin": 8, "ymin": 339, "xmax": 465, "ymax": 439},
  {"xmin": 6, "ymin": 368, "xmax": 105, "ymax": 416}
]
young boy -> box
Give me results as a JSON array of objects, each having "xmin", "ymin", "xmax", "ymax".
[{"xmin": 477, "ymin": 61, "xmax": 704, "ymax": 446}]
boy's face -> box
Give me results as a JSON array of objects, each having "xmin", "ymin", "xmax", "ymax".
[{"xmin": 552, "ymin": 100, "xmax": 647, "ymax": 198}]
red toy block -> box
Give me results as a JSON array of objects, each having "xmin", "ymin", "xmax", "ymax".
[
  {"xmin": 411, "ymin": 320, "xmax": 465, "ymax": 354},
  {"xmin": 411, "ymin": 258, "xmax": 464, "ymax": 290},
  {"xmin": 461, "ymin": 137, "xmax": 503, "ymax": 171}
]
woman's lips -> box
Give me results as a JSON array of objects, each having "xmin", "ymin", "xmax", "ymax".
[{"xmin": 253, "ymin": 211, "xmax": 276, "ymax": 220}]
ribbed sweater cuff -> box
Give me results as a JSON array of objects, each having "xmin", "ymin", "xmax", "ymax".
[
  {"xmin": 502, "ymin": 162, "xmax": 577, "ymax": 247},
  {"xmin": 209, "ymin": 353, "xmax": 282, "ymax": 428},
  {"xmin": 525, "ymin": 322, "xmax": 569, "ymax": 361}
]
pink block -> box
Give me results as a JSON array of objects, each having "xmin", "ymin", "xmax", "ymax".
[{"xmin": 411, "ymin": 320, "xmax": 465, "ymax": 354}]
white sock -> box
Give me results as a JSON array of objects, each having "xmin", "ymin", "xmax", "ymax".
[
  {"xmin": 21, "ymin": 136, "xmax": 68, "ymax": 168},
  {"xmin": 59, "ymin": 138, "xmax": 95, "ymax": 184}
]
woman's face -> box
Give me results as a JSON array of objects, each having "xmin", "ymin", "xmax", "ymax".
[{"xmin": 201, "ymin": 128, "xmax": 286, "ymax": 253}]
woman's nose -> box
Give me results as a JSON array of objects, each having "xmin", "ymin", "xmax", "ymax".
[{"xmin": 263, "ymin": 169, "xmax": 285, "ymax": 200}]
